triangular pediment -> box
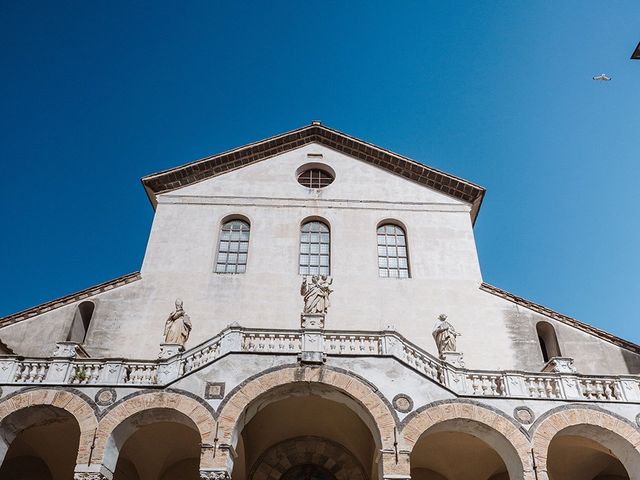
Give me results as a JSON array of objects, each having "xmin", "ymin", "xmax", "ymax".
[{"xmin": 141, "ymin": 123, "xmax": 486, "ymax": 223}]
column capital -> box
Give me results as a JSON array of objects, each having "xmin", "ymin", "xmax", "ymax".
[
  {"xmin": 74, "ymin": 474, "xmax": 109, "ymax": 480},
  {"xmin": 200, "ymin": 470, "xmax": 231, "ymax": 480}
]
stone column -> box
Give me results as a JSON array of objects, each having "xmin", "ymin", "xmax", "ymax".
[
  {"xmin": 381, "ymin": 449, "xmax": 411, "ymax": 480},
  {"xmin": 202, "ymin": 442, "xmax": 235, "ymax": 478}
]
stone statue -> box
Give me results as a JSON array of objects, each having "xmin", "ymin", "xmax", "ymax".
[
  {"xmin": 164, "ymin": 299, "xmax": 192, "ymax": 346},
  {"xmin": 300, "ymin": 275, "xmax": 333, "ymax": 314},
  {"xmin": 432, "ymin": 314, "xmax": 460, "ymax": 355}
]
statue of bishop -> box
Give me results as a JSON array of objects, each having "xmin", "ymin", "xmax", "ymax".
[{"xmin": 164, "ymin": 299, "xmax": 192, "ymax": 346}]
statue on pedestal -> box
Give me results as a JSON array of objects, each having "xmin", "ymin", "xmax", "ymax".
[
  {"xmin": 432, "ymin": 313, "xmax": 460, "ymax": 356},
  {"xmin": 164, "ymin": 299, "xmax": 192, "ymax": 346},
  {"xmin": 300, "ymin": 275, "xmax": 333, "ymax": 314}
]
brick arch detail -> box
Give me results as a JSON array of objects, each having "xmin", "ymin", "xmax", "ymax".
[
  {"xmin": 92, "ymin": 390, "xmax": 216, "ymax": 467},
  {"xmin": 401, "ymin": 401, "xmax": 534, "ymax": 480},
  {"xmin": 530, "ymin": 406, "xmax": 640, "ymax": 480},
  {"xmin": 215, "ymin": 366, "xmax": 396, "ymax": 463},
  {"xmin": 250, "ymin": 436, "xmax": 366, "ymax": 480},
  {"xmin": 0, "ymin": 388, "xmax": 98, "ymax": 464}
]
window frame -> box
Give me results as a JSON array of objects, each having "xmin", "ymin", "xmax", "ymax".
[
  {"xmin": 295, "ymin": 163, "xmax": 336, "ymax": 190},
  {"xmin": 376, "ymin": 221, "xmax": 410, "ymax": 279},
  {"xmin": 298, "ymin": 219, "xmax": 331, "ymax": 276},
  {"xmin": 214, "ymin": 217, "xmax": 251, "ymax": 274}
]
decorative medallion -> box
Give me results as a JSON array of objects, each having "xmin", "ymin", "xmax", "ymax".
[
  {"xmin": 392, "ymin": 394, "xmax": 414, "ymax": 413},
  {"xmin": 636, "ymin": 413, "xmax": 640, "ymax": 428},
  {"xmin": 513, "ymin": 406, "xmax": 535, "ymax": 425},
  {"xmin": 205, "ymin": 382, "xmax": 225, "ymax": 400},
  {"xmin": 95, "ymin": 388, "xmax": 117, "ymax": 407}
]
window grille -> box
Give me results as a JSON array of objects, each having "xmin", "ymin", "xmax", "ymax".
[
  {"xmin": 216, "ymin": 220, "xmax": 250, "ymax": 273},
  {"xmin": 299, "ymin": 221, "xmax": 330, "ymax": 275},
  {"xmin": 297, "ymin": 168, "xmax": 334, "ymax": 188},
  {"xmin": 377, "ymin": 224, "xmax": 409, "ymax": 278}
]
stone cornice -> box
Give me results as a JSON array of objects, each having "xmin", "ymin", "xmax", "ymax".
[
  {"xmin": 140, "ymin": 123, "xmax": 486, "ymax": 224},
  {"xmin": 480, "ymin": 282, "xmax": 640, "ymax": 355}
]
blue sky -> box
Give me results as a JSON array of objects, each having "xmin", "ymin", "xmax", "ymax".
[{"xmin": 1, "ymin": 1, "xmax": 639, "ymax": 342}]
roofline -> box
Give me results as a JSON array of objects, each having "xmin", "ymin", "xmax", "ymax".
[
  {"xmin": 0, "ymin": 272, "xmax": 141, "ymax": 329},
  {"xmin": 141, "ymin": 123, "xmax": 486, "ymax": 224},
  {"xmin": 480, "ymin": 282, "xmax": 640, "ymax": 355}
]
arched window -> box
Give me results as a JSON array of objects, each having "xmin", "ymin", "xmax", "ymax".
[
  {"xmin": 67, "ymin": 301, "xmax": 95, "ymax": 343},
  {"xmin": 215, "ymin": 219, "xmax": 250, "ymax": 273},
  {"xmin": 377, "ymin": 223, "xmax": 409, "ymax": 278},
  {"xmin": 536, "ymin": 321, "xmax": 561, "ymax": 362},
  {"xmin": 299, "ymin": 220, "xmax": 330, "ymax": 276}
]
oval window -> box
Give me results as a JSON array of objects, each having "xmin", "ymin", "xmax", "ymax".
[{"xmin": 297, "ymin": 167, "xmax": 334, "ymax": 189}]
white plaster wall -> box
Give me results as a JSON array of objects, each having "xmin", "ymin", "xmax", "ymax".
[{"xmin": 2, "ymin": 143, "xmax": 639, "ymax": 374}]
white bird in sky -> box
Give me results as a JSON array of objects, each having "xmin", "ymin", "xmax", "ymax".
[{"xmin": 592, "ymin": 73, "xmax": 611, "ymax": 81}]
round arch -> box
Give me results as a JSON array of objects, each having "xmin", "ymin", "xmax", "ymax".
[
  {"xmin": 250, "ymin": 436, "xmax": 366, "ymax": 480},
  {"xmin": 92, "ymin": 391, "xmax": 216, "ymax": 474},
  {"xmin": 531, "ymin": 406, "xmax": 640, "ymax": 480},
  {"xmin": 401, "ymin": 400, "xmax": 534, "ymax": 480},
  {"xmin": 213, "ymin": 366, "xmax": 397, "ymax": 471},
  {"xmin": 0, "ymin": 388, "xmax": 97, "ymax": 465}
]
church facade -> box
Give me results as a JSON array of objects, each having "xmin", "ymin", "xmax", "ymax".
[{"xmin": 0, "ymin": 123, "xmax": 639, "ymax": 480}]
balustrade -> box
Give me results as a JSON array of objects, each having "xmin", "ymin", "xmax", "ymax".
[
  {"xmin": 524, "ymin": 375, "xmax": 562, "ymax": 399},
  {"xmin": 68, "ymin": 363, "xmax": 103, "ymax": 384},
  {"xmin": 242, "ymin": 333, "xmax": 301, "ymax": 353},
  {"xmin": 13, "ymin": 361, "xmax": 48, "ymax": 383},
  {"xmin": 580, "ymin": 378, "xmax": 622, "ymax": 401},
  {"xmin": 0, "ymin": 328, "xmax": 636, "ymax": 404},
  {"xmin": 183, "ymin": 341, "xmax": 221, "ymax": 374},
  {"xmin": 466, "ymin": 373, "xmax": 504, "ymax": 396},
  {"xmin": 324, "ymin": 335, "xmax": 381, "ymax": 355},
  {"xmin": 402, "ymin": 344, "xmax": 441, "ymax": 381},
  {"xmin": 123, "ymin": 363, "xmax": 158, "ymax": 384}
]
